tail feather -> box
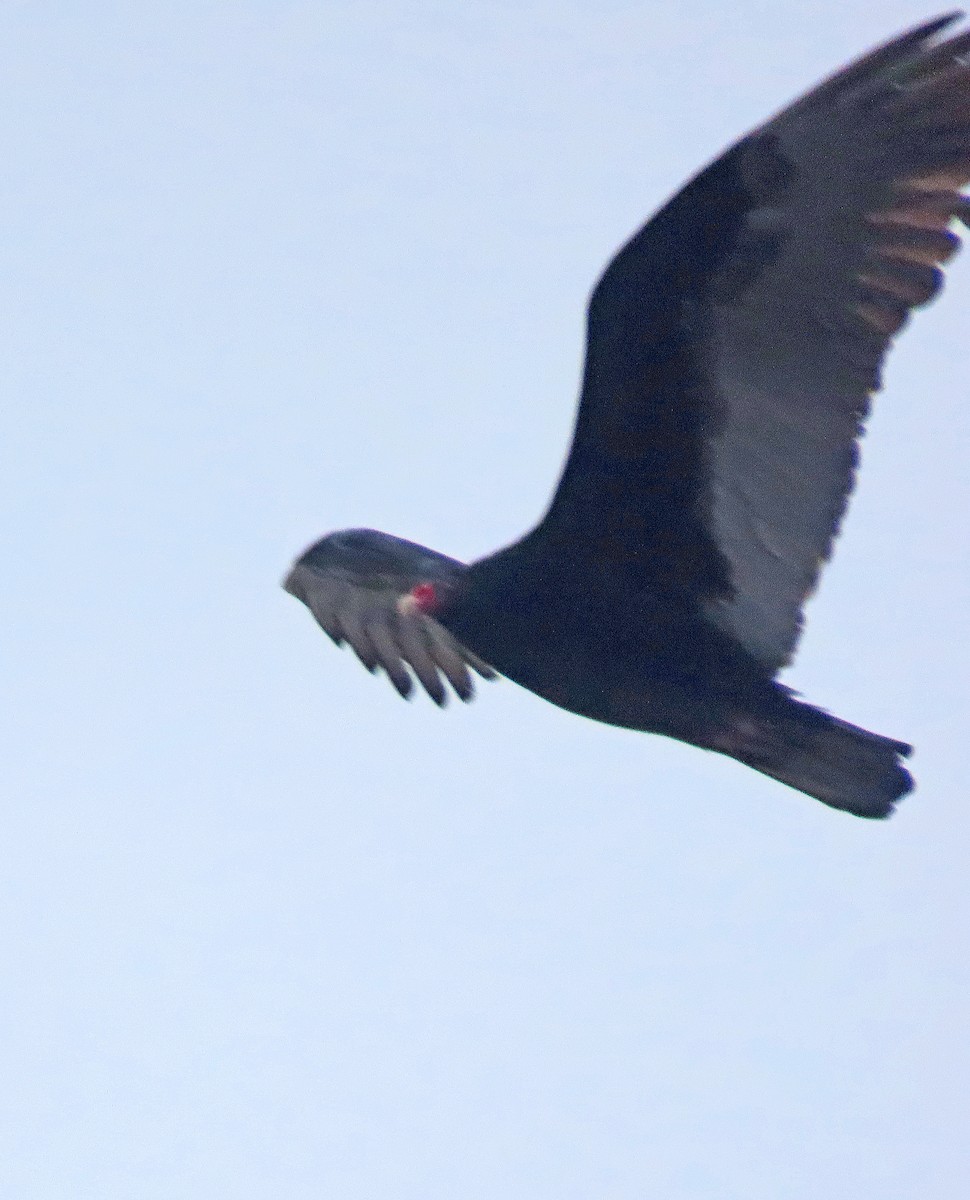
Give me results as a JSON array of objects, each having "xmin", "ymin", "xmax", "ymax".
[{"xmin": 715, "ymin": 702, "xmax": 914, "ymax": 818}]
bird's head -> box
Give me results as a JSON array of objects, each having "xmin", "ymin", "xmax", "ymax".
[
  {"xmin": 283, "ymin": 526, "xmax": 493, "ymax": 704},
  {"xmin": 283, "ymin": 527, "xmax": 469, "ymax": 616}
]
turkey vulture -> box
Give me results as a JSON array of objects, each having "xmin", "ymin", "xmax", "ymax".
[{"xmin": 285, "ymin": 16, "xmax": 969, "ymax": 818}]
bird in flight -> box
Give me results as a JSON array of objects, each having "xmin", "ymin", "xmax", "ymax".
[{"xmin": 285, "ymin": 15, "xmax": 969, "ymax": 818}]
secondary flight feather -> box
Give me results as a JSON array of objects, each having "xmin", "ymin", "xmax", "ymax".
[{"xmin": 285, "ymin": 16, "xmax": 969, "ymax": 818}]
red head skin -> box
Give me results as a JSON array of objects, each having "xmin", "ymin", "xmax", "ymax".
[{"xmin": 409, "ymin": 582, "xmax": 440, "ymax": 614}]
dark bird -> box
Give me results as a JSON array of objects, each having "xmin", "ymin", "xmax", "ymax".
[{"xmin": 285, "ymin": 16, "xmax": 970, "ymax": 818}]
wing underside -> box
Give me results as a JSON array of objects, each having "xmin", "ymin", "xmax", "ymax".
[
  {"xmin": 285, "ymin": 552, "xmax": 495, "ymax": 705},
  {"xmin": 511, "ymin": 15, "xmax": 970, "ymax": 672}
]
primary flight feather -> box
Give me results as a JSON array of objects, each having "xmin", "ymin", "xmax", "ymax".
[{"xmin": 285, "ymin": 15, "xmax": 970, "ymax": 818}]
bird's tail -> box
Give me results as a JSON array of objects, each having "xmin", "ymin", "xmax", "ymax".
[{"xmin": 713, "ymin": 700, "xmax": 914, "ymax": 818}]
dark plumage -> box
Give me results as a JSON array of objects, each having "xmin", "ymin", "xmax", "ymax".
[{"xmin": 285, "ymin": 16, "xmax": 970, "ymax": 817}]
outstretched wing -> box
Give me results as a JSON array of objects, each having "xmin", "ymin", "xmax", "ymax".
[
  {"xmin": 518, "ymin": 14, "xmax": 970, "ymax": 672},
  {"xmin": 284, "ymin": 531, "xmax": 495, "ymax": 705}
]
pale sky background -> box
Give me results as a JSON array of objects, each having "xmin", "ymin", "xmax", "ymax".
[{"xmin": 3, "ymin": 3, "xmax": 969, "ymax": 1197}]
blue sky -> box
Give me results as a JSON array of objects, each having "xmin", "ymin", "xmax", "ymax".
[{"xmin": 3, "ymin": 3, "xmax": 968, "ymax": 1197}]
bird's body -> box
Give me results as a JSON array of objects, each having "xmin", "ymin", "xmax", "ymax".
[
  {"xmin": 448, "ymin": 545, "xmax": 912, "ymax": 816},
  {"xmin": 286, "ymin": 16, "xmax": 970, "ymax": 817}
]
